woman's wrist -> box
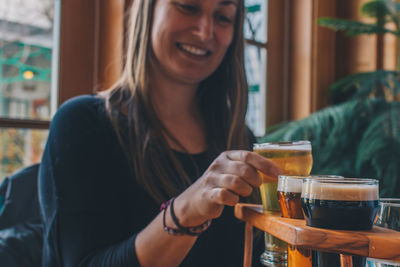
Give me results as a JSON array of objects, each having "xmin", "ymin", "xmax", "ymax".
[
  {"xmin": 161, "ymin": 198, "xmax": 211, "ymax": 236},
  {"xmin": 170, "ymin": 196, "xmax": 209, "ymax": 228}
]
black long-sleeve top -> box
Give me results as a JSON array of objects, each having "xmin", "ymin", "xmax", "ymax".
[{"xmin": 39, "ymin": 95, "xmax": 263, "ymax": 267}]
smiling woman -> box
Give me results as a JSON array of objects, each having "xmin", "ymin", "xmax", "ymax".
[{"xmin": 38, "ymin": 0, "xmax": 276, "ymax": 266}]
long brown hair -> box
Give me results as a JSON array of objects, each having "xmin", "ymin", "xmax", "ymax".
[{"xmin": 105, "ymin": 0, "xmax": 249, "ymax": 204}]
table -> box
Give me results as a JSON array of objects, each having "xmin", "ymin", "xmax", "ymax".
[{"xmin": 234, "ymin": 203, "xmax": 400, "ymax": 267}]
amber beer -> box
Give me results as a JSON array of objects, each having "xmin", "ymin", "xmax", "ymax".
[
  {"xmin": 277, "ymin": 175, "xmax": 311, "ymax": 267},
  {"xmin": 277, "ymin": 176, "xmax": 304, "ymax": 219},
  {"xmin": 254, "ymin": 141, "xmax": 312, "ymax": 267}
]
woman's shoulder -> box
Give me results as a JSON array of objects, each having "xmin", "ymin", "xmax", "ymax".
[
  {"xmin": 53, "ymin": 94, "xmax": 106, "ymax": 121},
  {"xmin": 58, "ymin": 94, "xmax": 105, "ymax": 114},
  {"xmin": 50, "ymin": 94, "xmax": 110, "ymax": 136}
]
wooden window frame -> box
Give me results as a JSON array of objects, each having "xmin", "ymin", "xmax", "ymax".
[
  {"xmin": 0, "ymin": 0, "xmax": 124, "ymax": 130},
  {"xmin": 266, "ymin": 0, "xmax": 337, "ymax": 124},
  {"xmin": 266, "ymin": 0, "xmax": 288, "ymax": 127}
]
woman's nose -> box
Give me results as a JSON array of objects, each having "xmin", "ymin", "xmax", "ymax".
[{"xmin": 194, "ymin": 15, "xmax": 214, "ymax": 42}]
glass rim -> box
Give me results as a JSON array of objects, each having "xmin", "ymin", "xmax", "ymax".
[
  {"xmin": 301, "ymin": 177, "xmax": 379, "ymax": 201},
  {"xmin": 278, "ymin": 175, "xmax": 343, "ymax": 179},
  {"xmin": 253, "ymin": 140, "xmax": 311, "ymax": 150},
  {"xmin": 307, "ymin": 175, "xmax": 344, "ymax": 178},
  {"xmin": 303, "ymin": 177, "xmax": 378, "ymax": 185},
  {"xmin": 278, "ymin": 175, "xmax": 309, "ymax": 180},
  {"xmin": 278, "ymin": 175, "xmax": 305, "ymax": 193},
  {"xmin": 278, "ymin": 175, "xmax": 344, "ymax": 193},
  {"xmin": 379, "ymin": 198, "xmax": 400, "ymax": 207}
]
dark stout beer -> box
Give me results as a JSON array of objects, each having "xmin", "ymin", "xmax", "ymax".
[
  {"xmin": 302, "ymin": 198, "xmax": 379, "ymax": 230},
  {"xmin": 301, "ymin": 178, "xmax": 379, "ymax": 267},
  {"xmin": 301, "ymin": 178, "xmax": 379, "ymax": 230}
]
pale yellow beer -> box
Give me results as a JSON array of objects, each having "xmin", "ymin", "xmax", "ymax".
[
  {"xmin": 254, "ymin": 141, "xmax": 312, "ymax": 267},
  {"xmin": 256, "ymin": 149, "xmax": 313, "ymax": 211}
]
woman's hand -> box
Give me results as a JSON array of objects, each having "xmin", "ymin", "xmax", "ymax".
[{"xmin": 174, "ymin": 150, "xmax": 282, "ymax": 226}]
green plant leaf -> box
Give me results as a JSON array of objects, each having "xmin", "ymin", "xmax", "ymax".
[
  {"xmin": 356, "ymin": 101, "xmax": 400, "ymax": 197},
  {"xmin": 362, "ymin": 0, "xmax": 400, "ymax": 31},
  {"xmin": 260, "ymin": 100, "xmax": 369, "ymax": 168},
  {"xmin": 329, "ymin": 70, "xmax": 400, "ymax": 103},
  {"xmin": 317, "ymin": 17, "xmax": 400, "ymax": 37},
  {"xmin": 329, "ymin": 72, "xmax": 373, "ymax": 103},
  {"xmin": 361, "ymin": 0, "xmax": 392, "ymax": 20}
]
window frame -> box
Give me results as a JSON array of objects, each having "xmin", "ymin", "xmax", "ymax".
[
  {"xmin": 244, "ymin": 1, "xmax": 268, "ymax": 136},
  {"xmin": 0, "ymin": 0, "xmax": 124, "ymax": 131},
  {"xmin": 0, "ymin": 0, "xmax": 124, "ymax": 177}
]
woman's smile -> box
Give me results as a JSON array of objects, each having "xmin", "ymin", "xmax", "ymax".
[{"xmin": 177, "ymin": 43, "xmax": 211, "ymax": 57}]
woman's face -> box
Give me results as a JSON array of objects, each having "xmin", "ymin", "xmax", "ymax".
[{"xmin": 150, "ymin": 0, "xmax": 238, "ymax": 86}]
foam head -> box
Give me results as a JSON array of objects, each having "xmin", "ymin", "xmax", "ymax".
[
  {"xmin": 253, "ymin": 141, "xmax": 311, "ymax": 151},
  {"xmin": 301, "ymin": 178, "xmax": 379, "ymax": 201},
  {"xmin": 277, "ymin": 175, "xmax": 305, "ymax": 193},
  {"xmin": 278, "ymin": 175, "xmax": 343, "ymax": 193}
]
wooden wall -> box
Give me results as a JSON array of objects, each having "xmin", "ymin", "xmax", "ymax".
[{"xmin": 58, "ymin": 0, "xmax": 124, "ymax": 105}]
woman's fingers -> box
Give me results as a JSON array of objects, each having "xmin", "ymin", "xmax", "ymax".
[
  {"xmin": 225, "ymin": 150, "xmax": 282, "ymax": 181},
  {"xmin": 218, "ymin": 161, "xmax": 261, "ymax": 188},
  {"xmin": 219, "ymin": 174, "xmax": 254, "ymax": 196},
  {"xmin": 203, "ymin": 150, "xmax": 282, "ymax": 198},
  {"xmin": 208, "ymin": 187, "xmax": 240, "ymax": 207}
]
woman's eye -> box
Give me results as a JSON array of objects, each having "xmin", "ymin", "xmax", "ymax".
[
  {"xmin": 176, "ymin": 3, "xmax": 198, "ymax": 14},
  {"xmin": 215, "ymin": 14, "xmax": 234, "ymax": 25}
]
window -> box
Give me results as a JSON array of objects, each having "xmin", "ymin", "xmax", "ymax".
[
  {"xmin": 244, "ymin": 0, "xmax": 268, "ymax": 137},
  {"xmin": 0, "ymin": 0, "xmax": 60, "ymax": 180}
]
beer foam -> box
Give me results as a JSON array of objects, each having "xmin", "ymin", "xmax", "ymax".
[
  {"xmin": 253, "ymin": 141, "xmax": 311, "ymax": 151},
  {"xmin": 302, "ymin": 183, "xmax": 379, "ymax": 201},
  {"xmin": 278, "ymin": 176, "xmax": 303, "ymax": 193},
  {"xmin": 254, "ymin": 145, "xmax": 311, "ymax": 151}
]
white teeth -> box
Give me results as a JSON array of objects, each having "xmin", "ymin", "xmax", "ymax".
[{"xmin": 180, "ymin": 44, "xmax": 208, "ymax": 56}]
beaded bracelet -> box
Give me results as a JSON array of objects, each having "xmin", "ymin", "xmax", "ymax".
[{"xmin": 160, "ymin": 197, "xmax": 212, "ymax": 236}]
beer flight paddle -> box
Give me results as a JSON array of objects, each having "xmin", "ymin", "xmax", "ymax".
[
  {"xmin": 234, "ymin": 203, "xmax": 400, "ymax": 267},
  {"xmin": 252, "ymin": 140, "xmax": 383, "ymax": 267}
]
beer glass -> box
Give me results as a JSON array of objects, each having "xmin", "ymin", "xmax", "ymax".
[
  {"xmin": 253, "ymin": 141, "xmax": 313, "ymax": 267},
  {"xmin": 301, "ymin": 177, "xmax": 379, "ymax": 230},
  {"xmin": 302, "ymin": 177, "xmax": 379, "ymax": 267},
  {"xmin": 278, "ymin": 175, "xmax": 343, "ymax": 267},
  {"xmin": 277, "ymin": 175, "xmax": 312, "ymax": 267},
  {"xmin": 367, "ymin": 198, "xmax": 400, "ymax": 267}
]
